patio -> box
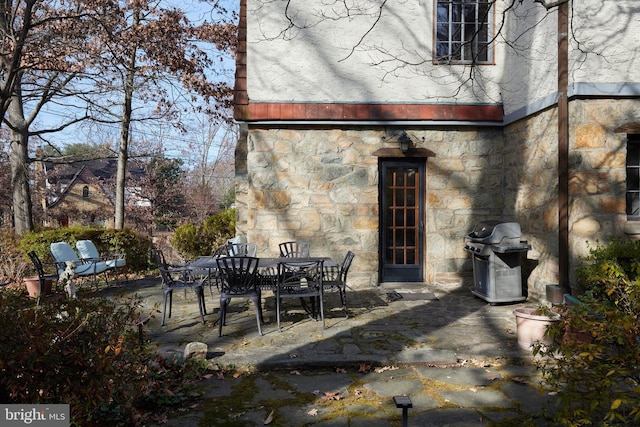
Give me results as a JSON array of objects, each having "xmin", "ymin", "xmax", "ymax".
[{"xmin": 98, "ymin": 276, "xmax": 535, "ymax": 369}]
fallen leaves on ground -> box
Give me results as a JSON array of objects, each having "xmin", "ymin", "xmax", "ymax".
[
  {"xmin": 358, "ymin": 363, "xmax": 371, "ymax": 373},
  {"xmin": 374, "ymin": 365, "xmax": 398, "ymax": 373},
  {"xmin": 263, "ymin": 409, "xmax": 274, "ymax": 425},
  {"xmin": 324, "ymin": 391, "xmax": 342, "ymax": 400},
  {"xmin": 312, "ymin": 390, "xmax": 342, "ymax": 400},
  {"xmin": 307, "ymin": 408, "xmax": 318, "ymax": 416}
]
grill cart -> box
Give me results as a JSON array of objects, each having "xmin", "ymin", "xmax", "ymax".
[{"xmin": 464, "ymin": 221, "xmax": 532, "ymax": 304}]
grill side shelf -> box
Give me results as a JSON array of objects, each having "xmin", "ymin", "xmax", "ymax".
[{"xmin": 491, "ymin": 243, "xmax": 532, "ymax": 253}]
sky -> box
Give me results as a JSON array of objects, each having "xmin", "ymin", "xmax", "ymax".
[{"xmin": 33, "ymin": 0, "xmax": 238, "ymax": 165}]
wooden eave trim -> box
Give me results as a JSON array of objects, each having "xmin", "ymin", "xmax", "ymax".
[{"xmin": 235, "ymin": 102, "xmax": 503, "ymax": 122}]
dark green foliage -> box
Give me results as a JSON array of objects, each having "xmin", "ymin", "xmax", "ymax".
[
  {"xmin": 535, "ymin": 239, "xmax": 640, "ymax": 426},
  {"xmin": 19, "ymin": 226, "xmax": 152, "ymax": 271},
  {"xmin": 0, "ymin": 289, "xmax": 207, "ymax": 425},
  {"xmin": 173, "ymin": 208, "xmax": 236, "ymax": 259}
]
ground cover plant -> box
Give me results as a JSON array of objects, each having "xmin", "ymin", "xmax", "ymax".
[
  {"xmin": 535, "ymin": 239, "xmax": 640, "ymax": 426},
  {"xmin": 0, "ymin": 288, "xmax": 208, "ymax": 426}
]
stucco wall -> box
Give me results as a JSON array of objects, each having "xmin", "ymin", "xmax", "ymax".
[
  {"xmin": 247, "ymin": 0, "xmax": 505, "ymax": 104},
  {"xmin": 246, "ymin": 1, "xmax": 640, "ymax": 118}
]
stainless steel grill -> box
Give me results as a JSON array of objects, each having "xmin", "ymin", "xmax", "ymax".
[{"xmin": 464, "ymin": 220, "xmax": 531, "ymax": 304}]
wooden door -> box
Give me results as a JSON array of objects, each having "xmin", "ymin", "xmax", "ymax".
[{"xmin": 379, "ymin": 160, "xmax": 425, "ymax": 282}]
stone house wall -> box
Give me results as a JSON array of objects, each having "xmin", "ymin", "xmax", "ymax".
[
  {"xmin": 236, "ymin": 99, "xmax": 640, "ymax": 297},
  {"xmin": 504, "ymin": 99, "xmax": 638, "ymax": 296},
  {"xmin": 236, "ymin": 126, "xmax": 507, "ymax": 290}
]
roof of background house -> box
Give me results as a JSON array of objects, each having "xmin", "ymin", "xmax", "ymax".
[{"xmin": 44, "ymin": 158, "xmax": 145, "ymax": 208}]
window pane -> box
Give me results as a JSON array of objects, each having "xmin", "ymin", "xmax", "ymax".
[
  {"xmin": 436, "ymin": 42, "xmax": 450, "ymax": 58},
  {"xmin": 435, "ymin": 0, "xmax": 492, "ymax": 64},
  {"xmin": 407, "ymin": 208, "xmax": 416, "ymax": 225},
  {"xmin": 406, "ymin": 250, "xmax": 416, "ymax": 264},
  {"xmin": 437, "ymin": 23, "xmax": 449, "ymax": 39},
  {"xmin": 627, "ymin": 193, "xmax": 640, "ymax": 216},
  {"xmin": 628, "ymin": 143, "xmax": 640, "ymax": 165},
  {"xmin": 407, "ymin": 170, "xmax": 416, "ymax": 186},
  {"xmin": 627, "ymin": 168, "xmax": 639, "ymax": 191}
]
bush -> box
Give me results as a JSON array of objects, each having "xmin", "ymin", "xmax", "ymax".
[
  {"xmin": 0, "ymin": 230, "xmax": 31, "ymax": 284},
  {"xmin": 20, "ymin": 227, "xmax": 152, "ymax": 272},
  {"xmin": 535, "ymin": 239, "xmax": 640, "ymax": 425},
  {"xmin": 173, "ymin": 209, "xmax": 236, "ymax": 259},
  {"xmin": 0, "ymin": 289, "xmax": 207, "ymax": 425}
]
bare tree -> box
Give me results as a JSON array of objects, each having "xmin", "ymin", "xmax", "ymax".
[
  {"xmin": 78, "ymin": 0, "xmax": 236, "ymax": 229},
  {"xmin": 0, "ymin": 0, "xmax": 236, "ymax": 235},
  {"xmin": 181, "ymin": 112, "xmax": 236, "ymax": 223}
]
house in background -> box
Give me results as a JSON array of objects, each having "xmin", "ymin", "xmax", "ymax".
[
  {"xmin": 41, "ymin": 159, "xmax": 147, "ymax": 228},
  {"xmin": 233, "ymin": 0, "xmax": 640, "ymax": 297}
]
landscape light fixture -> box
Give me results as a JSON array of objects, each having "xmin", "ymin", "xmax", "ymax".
[{"xmin": 393, "ymin": 395, "xmax": 412, "ymax": 427}]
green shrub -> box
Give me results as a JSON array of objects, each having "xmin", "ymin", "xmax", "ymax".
[
  {"xmin": 19, "ymin": 227, "xmax": 152, "ymax": 272},
  {"xmin": 535, "ymin": 239, "xmax": 640, "ymax": 425},
  {"xmin": 0, "ymin": 289, "xmax": 207, "ymax": 425},
  {"xmin": 173, "ymin": 209, "xmax": 236, "ymax": 259}
]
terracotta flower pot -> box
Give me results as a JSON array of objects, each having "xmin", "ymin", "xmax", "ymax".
[
  {"xmin": 24, "ymin": 276, "xmax": 53, "ymax": 298},
  {"xmin": 513, "ymin": 307, "xmax": 561, "ymax": 350}
]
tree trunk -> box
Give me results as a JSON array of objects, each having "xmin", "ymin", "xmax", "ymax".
[
  {"xmin": 7, "ymin": 89, "xmax": 34, "ymax": 236},
  {"xmin": 114, "ymin": 9, "xmax": 139, "ymax": 230}
]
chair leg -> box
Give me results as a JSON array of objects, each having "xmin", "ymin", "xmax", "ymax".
[
  {"xmin": 195, "ymin": 287, "xmax": 205, "ymax": 324},
  {"xmin": 251, "ymin": 295, "xmax": 263, "ymax": 336},
  {"xmin": 276, "ymin": 293, "xmax": 282, "ymax": 332},
  {"xmin": 319, "ymin": 292, "xmax": 325, "ymax": 329},
  {"xmin": 218, "ymin": 297, "xmax": 229, "ymax": 337},
  {"xmin": 340, "ymin": 287, "xmax": 348, "ymax": 319},
  {"xmin": 162, "ymin": 289, "xmax": 172, "ymax": 326},
  {"xmin": 199, "ymin": 286, "xmax": 207, "ymax": 315}
]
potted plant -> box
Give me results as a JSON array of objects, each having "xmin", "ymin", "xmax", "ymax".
[
  {"xmin": 513, "ymin": 305, "xmax": 561, "ymax": 350},
  {"xmin": 0, "ymin": 250, "xmax": 53, "ymax": 299}
]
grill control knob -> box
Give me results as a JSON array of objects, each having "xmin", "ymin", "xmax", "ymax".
[{"xmin": 475, "ymin": 247, "xmax": 481, "ymax": 253}]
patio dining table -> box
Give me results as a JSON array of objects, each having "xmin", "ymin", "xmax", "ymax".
[
  {"xmin": 187, "ymin": 255, "xmax": 338, "ymax": 271},
  {"xmin": 187, "ymin": 255, "xmax": 338, "ymax": 294},
  {"xmin": 187, "ymin": 256, "xmax": 338, "ymax": 324}
]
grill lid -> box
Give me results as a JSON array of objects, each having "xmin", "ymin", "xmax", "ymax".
[{"xmin": 466, "ymin": 220, "xmax": 522, "ymax": 244}]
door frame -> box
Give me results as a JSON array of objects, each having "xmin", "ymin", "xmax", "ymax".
[{"xmin": 378, "ymin": 158, "xmax": 425, "ymax": 283}]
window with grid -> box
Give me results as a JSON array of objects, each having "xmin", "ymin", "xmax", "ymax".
[
  {"xmin": 435, "ymin": 0, "xmax": 493, "ymax": 64},
  {"xmin": 627, "ymin": 135, "xmax": 640, "ymax": 219}
]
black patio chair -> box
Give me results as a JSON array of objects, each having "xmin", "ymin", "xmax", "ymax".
[
  {"xmin": 279, "ymin": 241, "xmax": 310, "ymax": 258},
  {"xmin": 226, "ymin": 242, "xmax": 258, "ymax": 257},
  {"xmin": 153, "ymin": 249, "xmax": 206, "ymax": 326},
  {"xmin": 215, "ymin": 256, "xmax": 263, "ymax": 337},
  {"xmin": 276, "ymin": 259, "xmax": 324, "ymax": 331},
  {"xmin": 323, "ymin": 251, "xmax": 355, "ymax": 319},
  {"xmin": 28, "ymin": 251, "xmax": 58, "ymax": 305}
]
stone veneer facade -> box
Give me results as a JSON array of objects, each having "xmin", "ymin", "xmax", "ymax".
[{"xmin": 235, "ymin": 98, "xmax": 640, "ymax": 299}]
